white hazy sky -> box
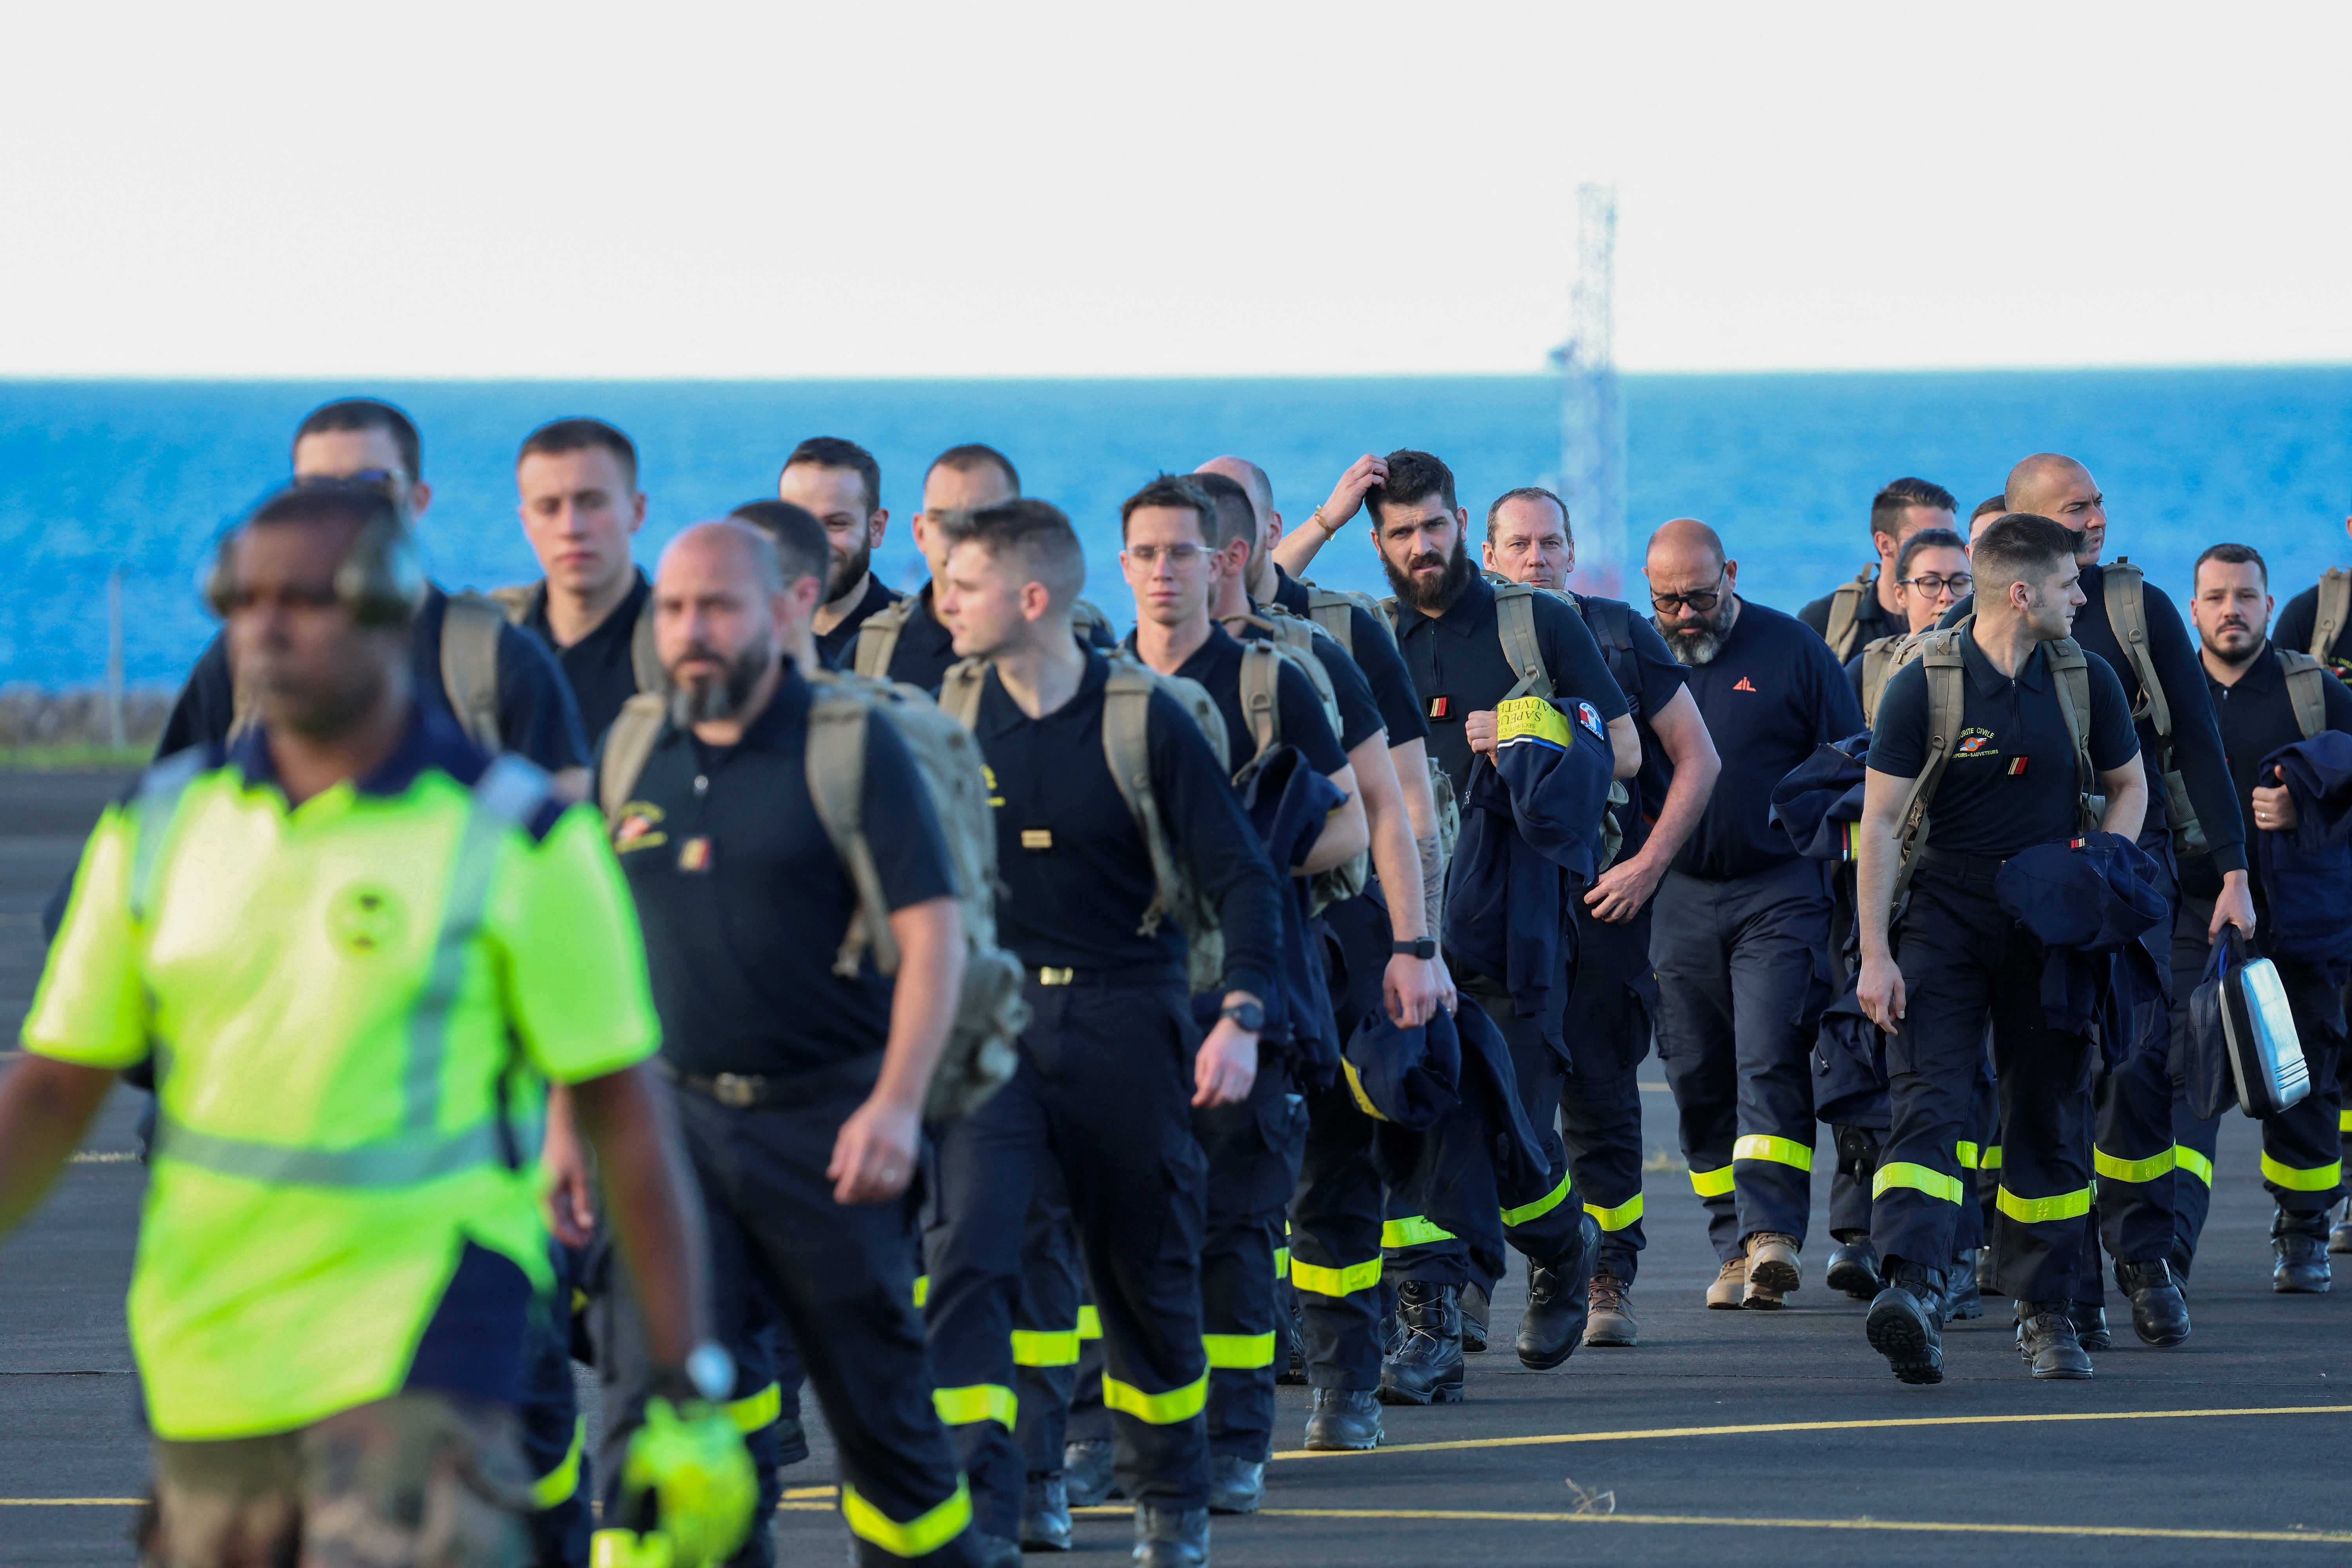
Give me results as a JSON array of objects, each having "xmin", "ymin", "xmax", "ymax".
[{"xmin": 3, "ymin": 1, "xmax": 2347, "ymax": 378}]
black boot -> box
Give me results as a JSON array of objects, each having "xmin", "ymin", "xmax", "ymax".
[
  {"xmin": 2274, "ymin": 1209, "xmax": 2334, "ymax": 1294},
  {"xmin": 2113, "ymin": 1258, "xmax": 2190, "ymax": 1345},
  {"xmin": 1516, "ymin": 1217, "xmax": 1598, "ymax": 1370},
  {"xmin": 1302, "ymin": 1386, "xmax": 1383, "ymax": 1451},
  {"xmin": 2016, "ymin": 1299, "xmax": 2094, "ymax": 1379},
  {"xmin": 1458, "ymin": 1280, "xmax": 1490, "ymax": 1353},
  {"xmin": 2329, "ymin": 1200, "xmax": 2352, "ymax": 1256},
  {"xmin": 1021, "ymin": 1475, "xmax": 1073, "ymax": 1552},
  {"xmin": 1378, "ymin": 1280, "xmax": 1465, "ymax": 1405},
  {"xmin": 1277, "ymin": 1294, "xmax": 1306, "ymax": 1385},
  {"xmin": 2069, "ymin": 1301, "xmax": 2111, "ymax": 1351},
  {"xmin": 1864, "ymin": 1257, "xmax": 1944, "ymax": 1385},
  {"xmin": 1131, "ymin": 1504, "xmax": 1209, "ymax": 1568},
  {"xmin": 1824, "ymin": 1236, "xmax": 1883, "ymax": 1301},
  {"xmin": 1206, "ymin": 1454, "xmax": 1263, "ymax": 1515},
  {"xmin": 1943, "ymin": 1250, "xmax": 1982, "ymax": 1320},
  {"xmin": 1975, "ymin": 1245, "xmax": 2000, "ymax": 1298},
  {"xmin": 2167, "ymin": 1236, "xmax": 2195, "ymax": 1292},
  {"xmin": 969, "ymin": 1532, "xmax": 1024, "ymax": 1568},
  {"xmin": 1063, "ymin": 1438, "xmax": 1119, "ymax": 1507}
]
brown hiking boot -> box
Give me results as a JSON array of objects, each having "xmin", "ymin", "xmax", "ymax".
[
  {"xmin": 1746, "ymin": 1232, "xmax": 1802, "ymax": 1296},
  {"xmin": 1706, "ymin": 1255, "xmax": 1748, "ymax": 1309},
  {"xmin": 1583, "ymin": 1270, "xmax": 1639, "ymax": 1346}
]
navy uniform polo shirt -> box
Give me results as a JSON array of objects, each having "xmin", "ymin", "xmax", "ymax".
[
  {"xmin": 1575, "ymin": 592, "xmax": 1688, "ymax": 859},
  {"xmin": 2180, "ymin": 641, "xmax": 2352, "ymax": 902},
  {"xmin": 1670, "ymin": 598, "xmax": 1866, "ymax": 880},
  {"xmin": 609, "ymin": 663, "xmax": 955, "ymax": 1078},
  {"xmin": 1270, "ymin": 566, "xmax": 1431, "ymax": 749},
  {"xmin": 815, "ymin": 574, "xmax": 904, "ymax": 669},
  {"xmin": 969, "ymin": 649, "xmax": 1283, "ymax": 999},
  {"xmin": 1870, "ymin": 626, "xmax": 2139, "ymax": 860},
  {"xmin": 880, "ymin": 583, "xmax": 1117, "ymax": 694},
  {"xmin": 519, "ymin": 570, "xmax": 651, "ymax": 744},
  {"xmin": 1175, "ymin": 622, "xmax": 1360, "ymax": 769},
  {"xmin": 1393, "ymin": 571, "xmax": 1629, "ymax": 798},
  {"xmin": 157, "ymin": 586, "xmax": 590, "ymax": 774}
]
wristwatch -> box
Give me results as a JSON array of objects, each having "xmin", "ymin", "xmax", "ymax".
[
  {"xmin": 1220, "ymin": 1000, "xmax": 1266, "ymax": 1033},
  {"xmin": 1390, "ymin": 938, "xmax": 1438, "ymax": 960}
]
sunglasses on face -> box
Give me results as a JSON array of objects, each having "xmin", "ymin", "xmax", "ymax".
[{"xmin": 1649, "ymin": 570, "xmax": 1726, "ymax": 615}]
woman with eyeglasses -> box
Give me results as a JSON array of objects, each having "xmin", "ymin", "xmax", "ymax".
[{"xmin": 1845, "ymin": 529, "xmax": 1973, "ymax": 719}]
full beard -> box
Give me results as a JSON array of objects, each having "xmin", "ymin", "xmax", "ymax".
[
  {"xmin": 1383, "ymin": 533, "xmax": 1475, "ymax": 614},
  {"xmin": 1663, "ymin": 620, "xmax": 1726, "ymax": 666},
  {"xmin": 666, "ymin": 636, "xmax": 773, "ymax": 726},
  {"xmin": 827, "ymin": 537, "xmax": 873, "ymax": 604}
]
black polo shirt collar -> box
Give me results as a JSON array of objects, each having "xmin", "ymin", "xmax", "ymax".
[
  {"xmin": 1961, "ymin": 625, "xmax": 2052, "ymax": 699},
  {"xmin": 525, "ymin": 569, "xmax": 650, "ymax": 652},
  {"xmin": 2219, "ymin": 640, "xmax": 2280, "ymax": 695},
  {"xmin": 1398, "ymin": 570, "xmax": 1494, "ymax": 641},
  {"xmin": 976, "ymin": 647, "xmax": 1112, "ymax": 741}
]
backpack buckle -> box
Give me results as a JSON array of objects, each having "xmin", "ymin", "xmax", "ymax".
[
  {"xmin": 1037, "ymin": 966, "xmax": 1076, "ymax": 986},
  {"xmin": 711, "ymin": 1073, "xmax": 762, "ymax": 1107}
]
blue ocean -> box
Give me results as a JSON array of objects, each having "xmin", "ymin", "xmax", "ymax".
[{"xmin": 2, "ymin": 369, "xmax": 2347, "ymax": 688}]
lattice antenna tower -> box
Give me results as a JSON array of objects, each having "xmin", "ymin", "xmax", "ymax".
[{"xmin": 1552, "ymin": 183, "xmax": 1627, "ymax": 598}]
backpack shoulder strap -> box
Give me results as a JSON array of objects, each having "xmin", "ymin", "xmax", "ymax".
[
  {"xmin": 1858, "ymin": 634, "xmax": 1899, "ymax": 727},
  {"xmin": 2043, "ymin": 637, "xmax": 2098, "ymax": 793},
  {"xmin": 1098, "ymin": 656, "xmax": 1188, "ymax": 938},
  {"xmin": 1493, "ymin": 583, "xmax": 1553, "ymax": 699},
  {"xmin": 2101, "ymin": 559, "xmax": 2172, "ymax": 745},
  {"xmin": 629, "ymin": 601, "xmax": 663, "ymax": 694},
  {"xmin": 486, "ymin": 583, "xmax": 539, "ymax": 625},
  {"xmin": 1238, "ymin": 638, "xmax": 1282, "ymax": 762},
  {"xmin": 936, "ymin": 657, "xmax": 990, "ymax": 731},
  {"xmin": 1589, "ymin": 595, "xmax": 1633, "ymax": 655},
  {"xmin": 1887, "ymin": 626, "xmax": 1971, "ymax": 913},
  {"xmin": 2313, "ymin": 568, "xmax": 2352, "ymax": 666},
  {"xmin": 439, "ymin": 592, "xmax": 506, "ymax": 751},
  {"xmin": 804, "ymin": 680, "xmax": 900, "ymax": 977},
  {"xmin": 1823, "ymin": 567, "xmax": 1873, "ymax": 661},
  {"xmin": 852, "ymin": 595, "xmax": 915, "ymax": 680},
  {"xmin": 2278, "ymin": 647, "xmax": 2330, "ymax": 740},
  {"xmin": 1071, "ymin": 599, "xmax": 1113, "ymax": 641},
  {"xmin": 1304, "ymin": 590, "xmax": 1355, "ymax": 653},
  {"xmin": 597, "ymin": 694, "xmax": 668, "ymax": 827}
]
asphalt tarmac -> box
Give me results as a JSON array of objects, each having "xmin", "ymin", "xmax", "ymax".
[{"xmin": 4, "ymin": 769, "xmax": 2348, "ymax": 1566}]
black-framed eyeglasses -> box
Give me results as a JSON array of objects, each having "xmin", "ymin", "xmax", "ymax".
[
  {"xmin": 294, "ymin": 468, "xmax": 403, "ymax": 494},
  {"xmin": 1898, "ymin": 572, "xmax": 1971, "ymax": 599},
  {"xmin": 1650, "ymin": 570, "xmax": 1727, "ymax": 615}
]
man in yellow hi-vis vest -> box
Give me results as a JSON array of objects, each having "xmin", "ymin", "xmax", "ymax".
[{"xmin": 0, "ymin": 483, "xmax": 749, "ymax": 1567}]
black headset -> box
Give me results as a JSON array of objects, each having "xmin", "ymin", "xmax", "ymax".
[{"xmin": 203, "ymin": 481, "xmax": 428, "ymax": 628}]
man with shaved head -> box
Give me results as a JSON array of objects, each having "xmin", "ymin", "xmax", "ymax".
[
  {"xmin": 1643, "ymin": 517, "xmax": 1864, "ymax": 1310},
  {"xmin": 1962, "ymin": 453, "xmax": 2251, "ymax": 1347},
  {"xmin": 597, "ymin": 515, "xmax": 985, "ymax": 1566}
]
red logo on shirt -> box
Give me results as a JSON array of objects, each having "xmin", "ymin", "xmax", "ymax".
[{"xmin": 1733, "ymin": 677, "xmax": 1757, "ymax": 693}]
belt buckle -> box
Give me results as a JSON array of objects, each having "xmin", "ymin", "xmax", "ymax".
[
  {"xmin": 1037, "ymin": 966, "xmax": 1076, "ymax": 987},
  {"xmin": 711, "ymin": 1073, "xmax": 760, "ymax": 1107}
]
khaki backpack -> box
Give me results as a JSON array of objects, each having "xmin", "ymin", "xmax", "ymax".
[
  {"xmin": 855, "ymin": 593, "xmax": 1116, "ymax": 682},
  {"xmin": 1884, "ymin": 618, "xmax": 2101, "ymax": 917},
  {"xmin": 1857, "ymin": 627, "xmax": 1933, "ymax": 728},
  {"xmin": 1474, "ymin": 577, "xmax": 1630, "ymax": 871},
  {"xmin": 1231, "ymin": 608, "xmax": 1370, "ymax": 911},
  {"xmin": 2307, "ymin": 568, "xmax": 2351, "ymax": 675},
  {"xmin": 1821, "ymin": 565, "xmax": 1880, "ymax": 663},
  {"xmin": 2278, "ymin": 647, "xmax": 2331, "ymax": 741},
  {"xmin": 2101, "ymin": 559, "xmax": 2212, "ymax": 856},
  {"xmin": 229, "ymin": 588, "xmax": 511, "ymax": 748},
  {"xmin": 1299, "ymin": 579, "xmax": 1461, "ymax": 869},
  {"xmin": 939, "ymin": 650, "xmax": 1234, "ymax": 997},
  {"xmin": 597, "ymin": 673, "xmax": 1028, "ymax": 1122}
]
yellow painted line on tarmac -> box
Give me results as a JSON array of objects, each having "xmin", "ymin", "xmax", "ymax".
[{"xmin": 1271, "ymin": 1403, "xmax": 2352, "ymax": 1461}]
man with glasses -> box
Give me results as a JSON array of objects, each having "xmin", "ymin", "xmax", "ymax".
[
  {"xmin": 1800, "ymin": 478, "xmax": 1960, "ymax": 662},
  {"xmin": 1645, "ymin": 519, "xmax": 1864, "ymax": 1309}
]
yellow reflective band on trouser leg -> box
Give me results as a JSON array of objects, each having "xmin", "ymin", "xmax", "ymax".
[
  {"xmin": 2341, "ymin": 1109, "xmax": 2352, "ymax": 1132},
  {"xmin": 1583, "ymin": 1192, "xmax": 1644, "ymax": 1230},
  {"xmin": 1689, "ymin": 1164, "xmax": 1735, "ymax": 1198},
  {"xmin": 1732, "ymin": 1134, "xmax": 1815, "ymax": 1171},
  {"xmin": 1076, "ymin": 1305, "xmax": 1102, "ymax": 1340},
  {"xmin": 2173, "ymin": 1145, "xmax": 2214, "ymax": 1186},
  {"xmin": 2261, "ymin": 1154, "xmax": 2345, "ymax": 1192},
  {"xmin": 1872, "ymin": 1162, "xmax": 1964, "ymax": 1203},
  {"xmin": 1290, "ymin": 1257, "xmax": 1383, "ymax": 1297},
  {"xmin": 725, "ymin": 1382, "xmax": 782, "ymax": 1433},
  {"xmin": 1381, "ymin": 1215, "xmax": 1458, "ymax": 1248},
  {"xmin": 2094, "ymin": 1146, "xmax": 2177, "ymax": 1184},
  {"xmin": 1011, "ymin": 1330, "xmax": 1082, "ymax": 1367},
  {"xmin": 1995, "ymin": 1185, "xmax": 2094, "ymax": 1224},
  {"xmin": 1956, "ymin": 1142, "xmax": 1979, "ymax": 1171},
  {"xmin": 933, "ymin": 1385, "xmax": 1018, "ymax": 1429},
  {"xmin": 1981, "ymin": 1145, "xmax": 2004, "ymax": 1171},
  {"xmin": 1272, "ymin": 1247, "xmax": 1289, "ymax": 1279},
  {"xmin": 913, "ymin": 1274, "xmax": 928, "ymax": 1308},
  {"xmin": 842, "ymin": 1477, "xmax": 973, "ymax": 1559},
  {"xmin": 1202, "ymin": 1332, "xmax": 1277, "ymax": 1370},
  {"xmin": 530, "ymin": 1417, "xmax": 585, "ymax": 1510},
  {"xmin": 1101, "ymin": 1372, "xmax": 1209, "ymax": 1425},
  {"xmin": 1500, "ymin": 1171, "xmax": 1573, "ymax": 1227}
]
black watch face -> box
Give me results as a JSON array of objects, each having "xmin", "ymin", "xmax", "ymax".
[{"xmin": 1226, "ymin": 1002, "xmax": 1265, "ymax": 1032}]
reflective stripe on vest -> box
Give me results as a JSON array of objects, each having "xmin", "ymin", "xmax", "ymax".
[
  {"xmin": 147, "ymin": 758, "xmax": 550, "ymax": 1188},
  {"xmin": 933, "ymin": 1384, "xmax": 1016, "ymax": 1429},
  {"xmin": 1102, "ymin": 1371, "xmax": 1209, "ymax": 1425},
  {"xmin": 843, "ymin": 1478, "xmax": 973, "ymax": 1560},
  {"xmin": 1873, "ymin": 1162, "xmax": 1964, "ymax": 1203},
  {"xmin": 1291, "ymin": 1256, "xmax": 1383, "ymax": 1297},
  {"xmin": 2094, "ymin": 1146, "xmax": 2177, "ymax": 1185},
  {"xmin": 2261, "ymin": 1154, "xmax": 2344, "ymax": 1192},
  {"xmin": 1584, "ymin": 1192, "xmax": 1644, "ymax": 1231},
  {"xmin": 1500, "ymin": 1171, "xmax": 1573, "ymax": 1227},
  {"xmin": 1995, "ymin": 1185, "xmax": 2092, "ymax": 1224},
  {"xmin": 1689, "ymin": 1164, "xmax": 1735, "ymax": 1198},
  {"xmin": 1733, "ymin": 1134, "xmax": 1814, "ymax": 1171}
]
